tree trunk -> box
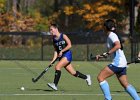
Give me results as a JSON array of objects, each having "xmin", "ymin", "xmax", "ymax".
[
  {"xmin": 54, "ymin": 0, "xmax": 58, "ymax": 12},
  {"xmin": 6, "ymin": 0, "xmax": 10, "ymax": 12},
  {"xmin": 13, "ymin": 0, "xmax": 17, "ymax": 18}
]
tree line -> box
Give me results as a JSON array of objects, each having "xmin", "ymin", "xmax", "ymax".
[{"xmin": 0, "ymin": 0, "xmax": 140, "ymax": 33}]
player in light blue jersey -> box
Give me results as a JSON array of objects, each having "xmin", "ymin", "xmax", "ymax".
[
  {"xmin": 96, "ymin": 19, "xmax": 140, "ymax": 100},
  {"xmin": 47, "ymin": 23, "xmax": 91, "ymax": 90}
]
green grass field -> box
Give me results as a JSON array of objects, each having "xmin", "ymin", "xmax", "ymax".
[{"xmin": 0, "ymin": 60, "xmax": 139, "ymax": 100}]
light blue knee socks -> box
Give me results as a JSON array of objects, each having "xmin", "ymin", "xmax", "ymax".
[
  {"xmin": 126, "ymin": 84, "xmax": 140, "ymax": 100},
  {"xmin": 100, "ymin": 80, "xmax": 112, "ymax": 100}
]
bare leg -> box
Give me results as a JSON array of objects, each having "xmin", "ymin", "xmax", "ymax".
[
  {"xmin": 116, "ymin": 75, "xmax": 129, "ymax": 88},
  {"xmin": 55, "ymin": 57, "xmax": 69, "ymax": 70},
  {"xmin": 65, "ymin": 63, "xmax": 92, "ymax": 86},
  {"xmin": 117, "ymin": 75, "xmax": 140, "ymax": 100},
  {"xmin": 97, "ymin": 66, "xmax": 114, "ymax": 82},
  {"xmin": 65, "ymin": 64, "xmax": 87, "ymax": 79},
  {"xmin": 97, "ymin": 66, "xmax": 114, "ymax": 100},
  {"xmin": 64, "ymin": 63, "xmax": 76, "ymax": 75},
  {"xmin": 47, "ymin": 57, "xmax": 70, "ymax": 90},
  {"xmin": 54, "ymin": 57, "xmax": 70, "ymax": 85}
]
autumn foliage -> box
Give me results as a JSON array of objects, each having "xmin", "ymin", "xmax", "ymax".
[
  {"xmin": 0, "ymin": 0, "xmax": 50, "ymax": 32},
  {"xmin": 0, "ymin": 0, "xmax": 137, "ymax": 32},
  {"xmin": 63, "ymin": 0, "xmax": 124, "ymax": 31}
]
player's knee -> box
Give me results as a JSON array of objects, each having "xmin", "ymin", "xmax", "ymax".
[
  {"xmin": 97, "ymin": 75, "xmax": 104, "ymax": 82},
  {"xmin": 97, "ymin": 75, "xmax": 100, "ymax": 82},
  {"xmin": 121, "ymin": 82, "xmax": 129, "ymax": 88},
  {"xmin": 55, "ymin": 66, "xmax": 61, "ymax": 70}
]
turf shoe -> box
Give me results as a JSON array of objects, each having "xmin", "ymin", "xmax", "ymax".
[
  {"xmin": 85, "ymin": 75, "xmax": 92, "ymax": 86},
  {"xmin": 47, "ymin": 83, "xmax": 58, "ymax": 90}
]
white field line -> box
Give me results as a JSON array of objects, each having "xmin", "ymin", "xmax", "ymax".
[
  {"xmin": 0, "ymin": 68, "xmax": 42, "ymax": 70},
  {"xmin": 0, "ymin": 93, "xmax": 129, "ymax": 96}
]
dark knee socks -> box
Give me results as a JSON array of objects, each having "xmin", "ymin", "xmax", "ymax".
[
  {"xmin": 54, "ymin": 70, "xmax": 61, "ymax": 86},
  {"xmin": 54, "ymin": 70, "xmax": 87, "ymax": 86},
  {"xmin": 74, "ymin": 71, "xmax": 87, "ymax": 79}
]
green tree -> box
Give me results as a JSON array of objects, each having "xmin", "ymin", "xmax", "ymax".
[{"xmin": 0, "ymin": 0, "xmax": 6, "ymax": 14}]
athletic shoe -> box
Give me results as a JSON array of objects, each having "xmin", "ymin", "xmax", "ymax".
[
  {"xmin": 85, "ymin": 75, "xmax": 92, "ymax": 86},
  {"xmin": 47, "ymin": 83, "xmax": 58, "ymax": 90}
]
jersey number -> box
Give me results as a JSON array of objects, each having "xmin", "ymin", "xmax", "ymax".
[{"xmin": 59, "ymin": 46, "xmax": 62, "ymax": 50}]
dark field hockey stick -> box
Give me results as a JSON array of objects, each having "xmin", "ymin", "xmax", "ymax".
[
  {"xmin": 127, "ymin": 58, "xmax": 140, "ymax": 65},
  {"xmin": 90, "ymin": 53, "xmax": 96, "ymax": 60},
  {"xmin": 32, "ymin": 57, "xmax": 59, "ymax": 83},
  {"xmin": 90, "ymin": 53, "xmax": 140, "ymax": 65}
]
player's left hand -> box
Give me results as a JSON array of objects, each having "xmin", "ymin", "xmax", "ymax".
[{"xmin": 102, "ymin": 52, "xmax": 110, "ymax": 58}]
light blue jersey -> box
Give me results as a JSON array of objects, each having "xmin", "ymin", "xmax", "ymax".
[{"xmin": 107, "ymin": 32, "xmax": 127, "ymax": 67}]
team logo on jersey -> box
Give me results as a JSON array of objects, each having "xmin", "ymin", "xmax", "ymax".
[{"xmin": 55, "ymin": 40, "xmax": 65, "ymax": 46}]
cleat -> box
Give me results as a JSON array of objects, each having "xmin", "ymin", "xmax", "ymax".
[
  {"xmin": 47, "ymin": 83, "xmax": 58, "ymax": 90},
  {"xmin": 85, "ymin": 75, "xmax": 92, "ymax": 86}
]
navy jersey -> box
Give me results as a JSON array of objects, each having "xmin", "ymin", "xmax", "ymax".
[{"xmin": 53, "ymin": 33, "xmax": 68, "ymax": 53}]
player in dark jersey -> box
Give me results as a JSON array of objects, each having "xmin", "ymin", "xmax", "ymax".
[{"xmin": 47, "ymin": 23, "xmax": 92, "ymax": 90}]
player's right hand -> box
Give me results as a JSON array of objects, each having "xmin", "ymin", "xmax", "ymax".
[{"xmin": 96, "ymin": 55, "xmax": 101, "ymax": 60}]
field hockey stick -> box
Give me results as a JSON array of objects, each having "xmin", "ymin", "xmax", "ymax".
[
  {"xmin": 127, "ymin": 58, "xmax": 140, "ymax": 65},
  {"xmin": 90, "ymin": 53, "xmax": 96, "ymax": 60},
  {"xmin": 90, "ymin": 53, "xmax": 140, "ymax": 65},
  {"xmin": 32, "ymin": 57, "xmax": 59, "ymax": 83}
]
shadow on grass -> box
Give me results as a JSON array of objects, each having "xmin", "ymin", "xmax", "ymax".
[
  {"xmin": 28, "ymin": 88, "xmax": 54, "ymax": 92},
  {"xmin": 17, "ymin": 88, "xmax": 54, "ymax": 92},
  {"xmin": 111, "ymin": 90, "xmax": 125, "ymax": 93},
  {"xmin": 111, "ymin": 90, "xmax": 140, "ymax": 94},
  {"xmin": 26, "ymin": 88, "xmax": 67, "ymax": 93}
]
